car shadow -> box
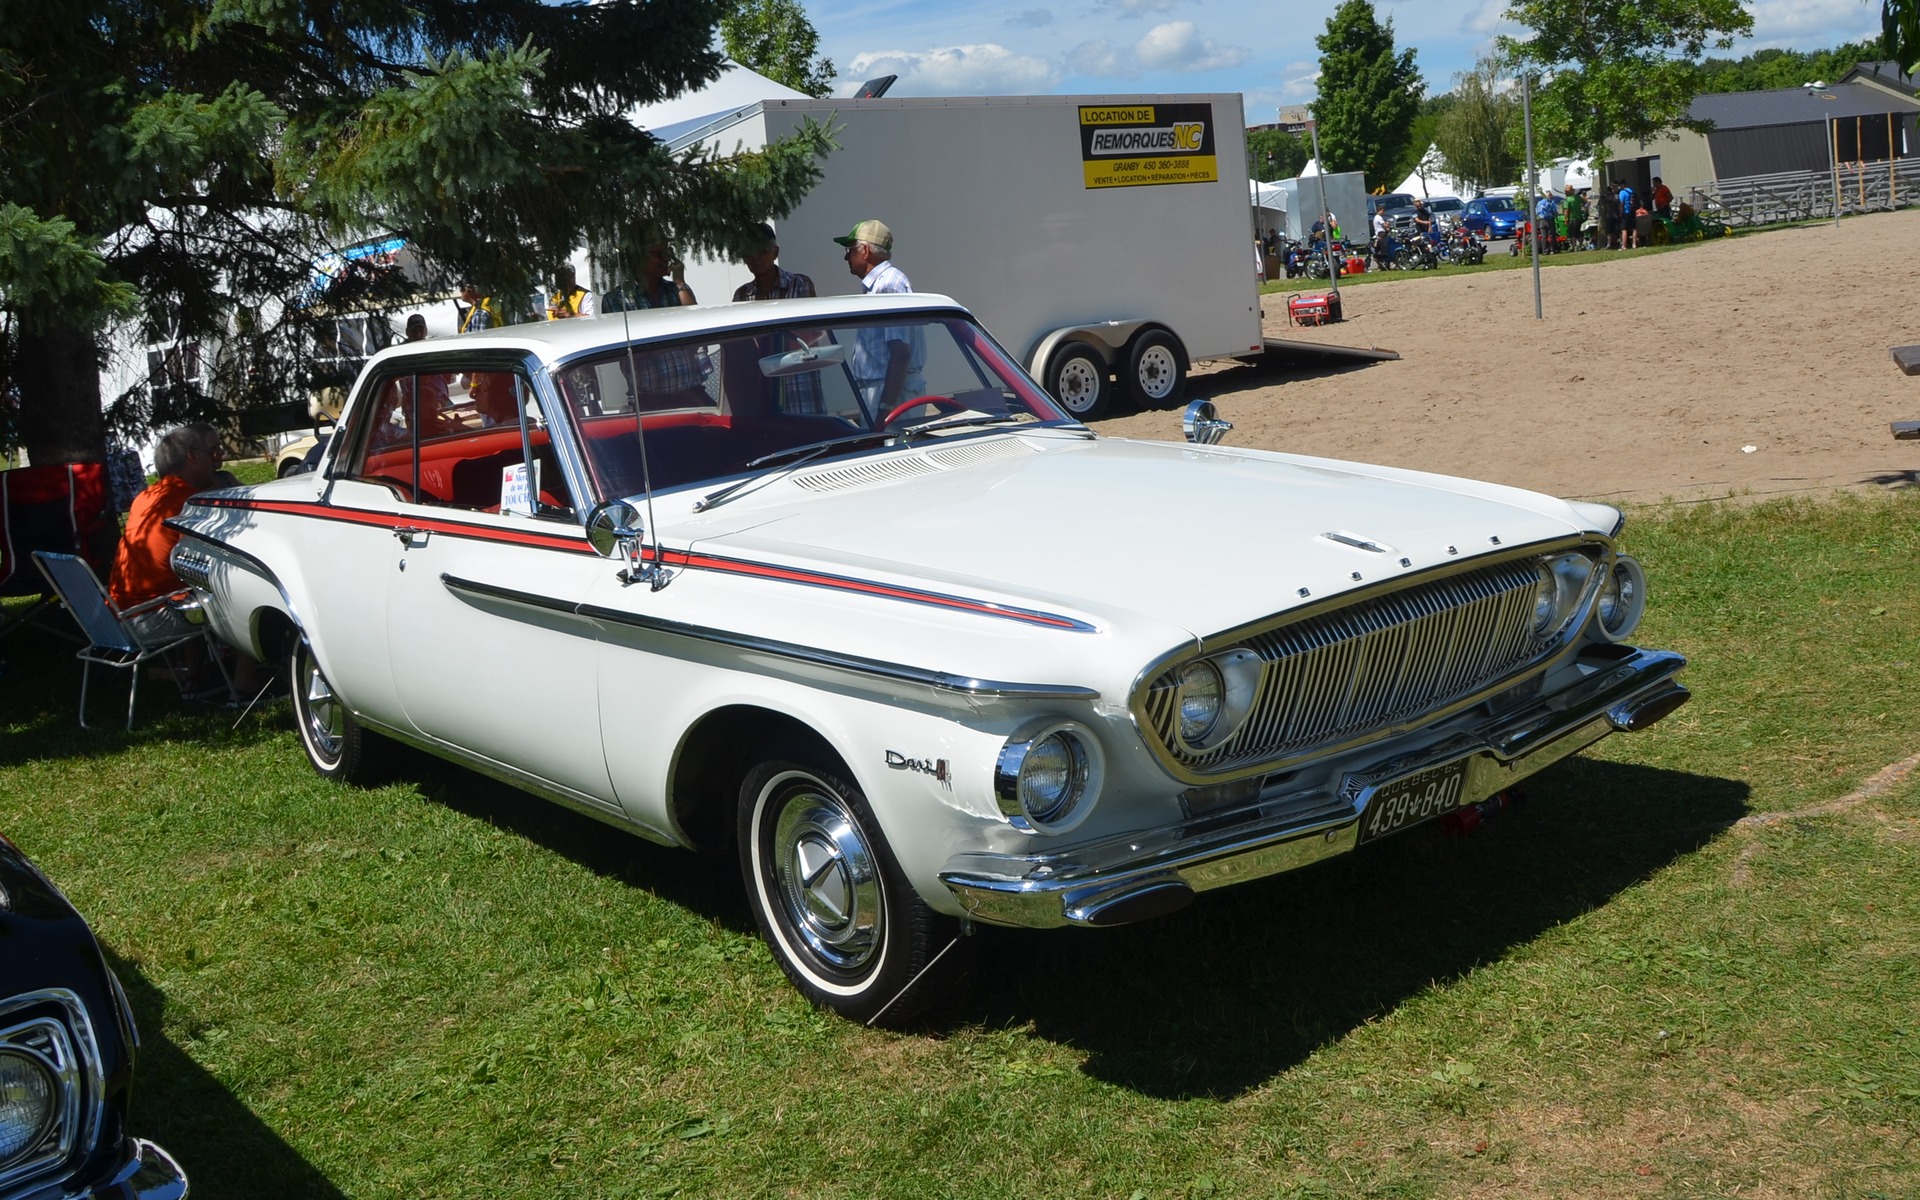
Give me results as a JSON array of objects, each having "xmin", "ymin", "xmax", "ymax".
[
  {"xmin": 943, "ymin": 757, "xmax": 1748, "ymax": 1100},
  {"xmin": 1191, "ymin": 351, "xmax": 1385, "ymax": 399},
  {"xmin": 107, "ymin": 952, "xmax": 349, "ymax": 1199},
  {"xmin": 402, "ymin": 756, "xmax": 756, "ymax": 933}
]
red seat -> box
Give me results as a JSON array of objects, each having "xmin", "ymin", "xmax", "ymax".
[{"xmin": 1, "ymin": 462, "xmax": 114, "ymax": 642}]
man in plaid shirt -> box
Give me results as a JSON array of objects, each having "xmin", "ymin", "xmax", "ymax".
[{"xmin": 732, "ymin": 223, "xmax": 826, "ymax": 416}]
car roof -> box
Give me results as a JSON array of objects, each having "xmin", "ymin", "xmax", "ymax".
[{"xmin": 364, "ymin": 292, "xmax": 969, "ymax": 370}]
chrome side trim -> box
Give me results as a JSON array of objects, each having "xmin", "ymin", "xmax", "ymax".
[
  {"xmin": 441, "ymin": 574, "xmax": 1098, "ymax": 701},
  {"xmin": 942, "ymin": 646, "xmax": 1687, "ymax": 929}
]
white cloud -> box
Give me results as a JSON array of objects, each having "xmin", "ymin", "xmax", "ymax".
[
  {"xmin": 838, "ymin": 44, "xmax": 1061, "ymax": 95},
  {"xmin": 1067, "ymin": 20, "xmax": 1249, "ymax": 77},
  {"xmin": 1462, "ymin": 0, "xmax": 1516, "ymax": 37},
  {"xmin": 1279, "ymin": 60, "xmax": 1320, "ymax": 99},
  {"xmin": 1745, "ymin": 0, "xmax": 1879, "ymax": 45},
  {"xmin": 1135, "ymin": 21, "xmax": 1249, "ymax": 71},
  {"xmin": 1005, "ymin": 8, "xmax": 1054, "ymax": 26}
]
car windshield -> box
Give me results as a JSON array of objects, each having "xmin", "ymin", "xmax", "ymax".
[
  {"xmin": 1485, "ymin": 197, "xmax": 1517, "ymax": 212},
  {"xmin": 553, "ymin": 313, "xmax": 1072, "ymax": 504},
  {"xmin": 1428, "ymin": 198, "xmax": 1463, "ymax": 212}
]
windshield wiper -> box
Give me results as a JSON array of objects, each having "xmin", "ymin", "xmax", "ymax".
[
  {"xmin": 898, "ymin": 412, "xmax": 1033, "ymax": 442},
  {"xmin": 692, "ymin": 432, "xmax": 893, "ymax": 512}
]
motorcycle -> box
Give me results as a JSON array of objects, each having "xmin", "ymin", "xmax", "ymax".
[
  {"xmin": 1406, "ymin": 231, "xmax": 1440, "ymax": 270},
  {"xmin": 1442, "ymin": 224, "xmax": 1486, "ymax": 266},
  {"xmin": 1369, "ymin": 230, "xmax": 1402, "ymax": 272}
]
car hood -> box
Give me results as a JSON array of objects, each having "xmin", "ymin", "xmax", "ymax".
[{"xmin": 674, "ymin": 434, "xmax": 1607, "ymax": 641}]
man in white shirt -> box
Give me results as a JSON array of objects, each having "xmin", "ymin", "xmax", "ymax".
[{"xmin": 834, "ymin": 219, "xmax": 925, "ymax": 419}]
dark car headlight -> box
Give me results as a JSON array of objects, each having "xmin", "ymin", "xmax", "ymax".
[{"xmin": 0, "ymin": 1047, "xmax": 56, "ymax": 1167}]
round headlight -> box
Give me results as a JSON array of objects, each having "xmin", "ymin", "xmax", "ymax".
[
  {"xmin": 1019, "ymin": 732, "xmax": 1088, "ymax": 826},
  {"xmin": 0, "ymin": 1048, "xmax": 56, "ymax": 1165},
  {"xmin": 1533, "ymin": 552, "xmax": 1597, "ymax": 638},
  {"xmin": 996, "ymin": 723, "xmax": 1102, "ymax": 833},
  {"xmin": 1594, "ymin": 555, "xmax": 1647, "ymax": 640},
  {"xmin": 1176, "ymin": 660, "xmax": 1224, "ymax": 742}
]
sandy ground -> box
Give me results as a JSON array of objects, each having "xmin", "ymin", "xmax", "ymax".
[{"xmin": 1094, "ymin": 208, "xmax": 1920, "ymax": 506}]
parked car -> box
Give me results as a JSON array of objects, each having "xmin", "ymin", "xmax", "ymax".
[
  {"xmin": 171, "ymin": 294, "xmax": 1689, "ymax": 1023},
  {"xmin": 1463, "ymin": 196, "xmax": 1527, "ymax": 239},
  {"xmin": 1366, "ymin": 192, "xmax": 1416, "ymax": 221},
  {"xmin": 0, "ymin": 831, "xmax": 187, "ymax": 1200},
  {"xmin": 1425, "ymin": 196, "xmax": 1465, "ymax": 225}
]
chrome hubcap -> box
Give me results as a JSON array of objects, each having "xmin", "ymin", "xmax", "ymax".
[
  {"xmin": 771, "ymin": 789, "xmax": 882, "ymax": 973},
  {"xmin": 300, "ymin": 650, "xmax": 343, "ymax": 760},
  {"xmin": 1135, "ymin": 346, "xmax": 1177, "ymax": 399}
]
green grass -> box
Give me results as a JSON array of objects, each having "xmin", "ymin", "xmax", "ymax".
[{"xmin": 4, "ymin": 493, "xmax": 1918, "ymax": 1198}]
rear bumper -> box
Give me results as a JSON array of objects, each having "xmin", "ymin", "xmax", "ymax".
[{"xmin": 940, "ymin": 647, "xmax": 1688, "ymax": 929}]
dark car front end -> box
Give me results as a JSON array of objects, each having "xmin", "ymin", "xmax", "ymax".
[{"xmin": 0, "ymin": 834, "xmax": 187, "ymax": 1200}]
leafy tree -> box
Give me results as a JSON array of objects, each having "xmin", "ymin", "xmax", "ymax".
[
  {"xmin": 1698, "ymin": 40, "xmax": 1884, "ymax": 92},
  {"xmin": 1498, "ymin": 0, "xmax": 1754, "ymax": 162},
  {"xmin": 0, "ymin": 0, "xmax": 831, "ymax": 466},
  {"xmin": 1247, "ymin": 128, "xmax": 1310, "ymax": 181},
  {"xmin": 720, "ymin": 0, "xmax": 836, "ymax": 98},
  {"xmin": 1387, "ymin": 92, "xmax": 1457, "ymax": 191},
  {"xmin": 1890, "ymin": 0, "xmax": 1920, "ymax": 73},
  {"xmin": 1310, "ymin": 0, "xmax": 1424, "ymax": 189},
  {"xmin": 1432, "ymin": 57, "xmax": 1523, "ymax": 194}
]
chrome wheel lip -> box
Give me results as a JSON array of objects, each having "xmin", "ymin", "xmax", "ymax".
[
  {"xmin": 768, "ymin": 784, "xmax": 884, "ymax": 976},
  {"xmin": 298, "ymin": 648, "xmax": 345, "ymax": 763}
]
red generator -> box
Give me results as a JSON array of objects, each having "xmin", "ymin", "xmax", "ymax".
[{"xmin": 1287, "ymin": 291, "xmax": 1343, "ymax": 327}]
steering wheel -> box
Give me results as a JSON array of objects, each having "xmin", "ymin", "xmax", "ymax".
[{"xmin": 880, "ymin": 394, "xmax": 965, "ymax": 428}]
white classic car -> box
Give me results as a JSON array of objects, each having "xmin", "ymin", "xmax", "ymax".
[{"xmin": 171, "ymin": 294, "xmax": 1688, "ymax": 1023}]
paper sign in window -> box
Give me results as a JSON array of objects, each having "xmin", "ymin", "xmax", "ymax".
[{"xmin": 501, "ymin": 460, "xmax": 539, "ymax": 516}]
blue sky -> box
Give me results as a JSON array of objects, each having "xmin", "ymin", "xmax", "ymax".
[{"xmin": 805, "ymin": 0, "xmax": 1887, "ymax": 113}]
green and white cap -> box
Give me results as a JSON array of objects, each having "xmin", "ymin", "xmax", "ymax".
[{"xmin": 832, "ymin": 219, "xmax": 893, "ymax": 251}]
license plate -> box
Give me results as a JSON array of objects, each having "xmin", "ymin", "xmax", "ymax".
[{"xmin": 1356, "ymin": 758, "xmax": 1471, "ymax": 845}]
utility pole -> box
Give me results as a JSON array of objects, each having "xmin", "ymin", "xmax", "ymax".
[{"xmin": 1522, "ymin": 72, "xmax": 1543, "ymax": 320}]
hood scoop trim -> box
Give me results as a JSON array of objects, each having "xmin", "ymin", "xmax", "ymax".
[{"xmin": 793, "ymin": 437, "xmax": 1039, "ymax": 494}]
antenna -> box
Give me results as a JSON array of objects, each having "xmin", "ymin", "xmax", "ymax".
[{"xmin": 610, "ymin": 236, "xmax": 675, "ymax": 591}]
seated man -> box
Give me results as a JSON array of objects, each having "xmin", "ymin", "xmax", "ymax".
[{"xmin": 109, "ymin": 423, "xmax": 254, "ymax": 692}]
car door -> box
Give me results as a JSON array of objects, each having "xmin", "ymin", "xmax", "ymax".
[{"xmin": 348, "ymin": 357, "xmax": 619, "ymax": 811}]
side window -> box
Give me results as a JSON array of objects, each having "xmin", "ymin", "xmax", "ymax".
[{"xmin": 345, "ymin": 366, "xmax": 573, "ymax": 518}]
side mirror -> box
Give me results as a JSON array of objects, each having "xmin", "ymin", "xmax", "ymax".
[
  {"xmin": 586, "ymin": 499, "xmax": 642, "ymax": 563},
  {"xmin": 1182, "ymin": 399, "xmax": 1232, "ymax": 446}
]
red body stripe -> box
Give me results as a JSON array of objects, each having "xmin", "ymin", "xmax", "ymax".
[{"xmin": 192, "ymin": 496, "xmax": 1090, "ymax": 631}]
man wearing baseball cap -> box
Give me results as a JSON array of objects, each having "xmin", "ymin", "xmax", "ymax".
[{"xmin": 834, "ymin": 219, "xmax": 925, "ymax": 419}]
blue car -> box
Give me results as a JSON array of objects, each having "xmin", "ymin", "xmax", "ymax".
[{"xmin": 1462, "ymin": 196, "xmax": 1525, "ymax": 239}]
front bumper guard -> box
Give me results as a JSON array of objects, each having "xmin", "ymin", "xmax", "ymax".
[{"xmin": 939, "ymin": 646, "xmax": 1688, "ymax": 929}]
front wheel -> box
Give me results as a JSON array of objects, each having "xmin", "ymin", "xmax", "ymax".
[
  {"xmin": 289, "ymin": 637, "xmax": 390, "ymax": 784},
  {"xmin": 1046, "ymin": 343, "xmax": 1111, "ymax": 420},
  {"xmin": 1125, "ymin": 330, "xmax": 1187, "ymax": 408},
  {"xmin": 738, "ymin": 751, "xmax": 965, "ymax": 1024}
]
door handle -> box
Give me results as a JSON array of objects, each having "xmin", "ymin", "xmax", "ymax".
[{"xmin": 393, "ymin": 526, "xmax": 428, "ymax": 546}]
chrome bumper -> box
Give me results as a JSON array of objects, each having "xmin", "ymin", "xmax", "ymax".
[
  {"xmin": 940, "ymin": 646, "xmax": 1688, "ymax": 929},
  {"xmin": 65, "ymin": 1138, "xmax": 189, "ymax": 1200}
]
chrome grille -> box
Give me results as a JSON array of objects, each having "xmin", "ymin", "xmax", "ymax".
[{"xmin": 1143, "ymin": 558, "xmax": 1563, "ymax": 774}]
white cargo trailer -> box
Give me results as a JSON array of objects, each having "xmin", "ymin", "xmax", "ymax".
[{"xmin": 667, "ymin": 94, "xmax": 1264, "ymax": 419}]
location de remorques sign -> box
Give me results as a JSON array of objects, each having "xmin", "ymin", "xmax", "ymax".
[{"xmin": 1078, "ymin": 103, "xmax": 1218, "ymax": 190}]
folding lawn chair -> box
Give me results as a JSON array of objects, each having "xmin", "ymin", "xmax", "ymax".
[{"xmin": 31, "ymin": 551, "xmax": 231, "ymax": 730}]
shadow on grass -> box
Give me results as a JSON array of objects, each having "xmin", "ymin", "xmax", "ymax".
[
  {"xmin": 0, "ymin": 617, "xmax": 288, "ymax": 768},
  {"xmin": 108, "ymin": 951, "xmax": 347, "ymax": 1199},
  {"xmin": 404, "ymin": 757, "xmax": 756, "ymax": 935},
  {"xmin": 949, "ymin": 757, "xmax": 1748, "ymax": 1100}
]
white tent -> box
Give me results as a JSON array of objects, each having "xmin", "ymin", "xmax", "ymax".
[
  {"xmin": 629, "ymin": 59, "xmax": 809, "ymax": 143},
  {"xmin": 1394, "ymin": 145, "xmax": 1469, "ymax": 199},
  {"xmin": 1249, "ymin": 180, "xmax": 1287, "ymax": 210}
]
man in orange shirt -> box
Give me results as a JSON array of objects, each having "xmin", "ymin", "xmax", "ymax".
[{"xmin": 110, "ymin": 423, "xmax": 226, "ymax": 611}]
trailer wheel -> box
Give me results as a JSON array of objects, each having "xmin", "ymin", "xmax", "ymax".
[
  {"xmin": 1126, "ymin": 330, "xmax": 1187, "ymax": 408},
  {"xmin": 1046, "ymin": 344, "xmax": 1111, "ymax": 420}
]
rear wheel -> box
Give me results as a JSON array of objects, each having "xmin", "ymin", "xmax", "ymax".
[
  {"xmin": 1125, "ymin": 330, "xmax": 1187, "ymax": 408},
  {"xmin": 738, "ymin": 748, "xmax": 965, "ymax": 1024},
  {"xmin": 1046, "ymin": 343, "xmax": 1111, "ymax": 420},
  {"xmin": 289, "ymin": 637, "xmax": 389, "ymax": 783}
]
